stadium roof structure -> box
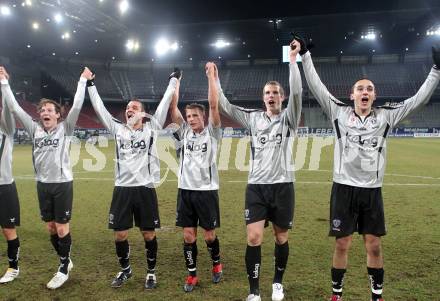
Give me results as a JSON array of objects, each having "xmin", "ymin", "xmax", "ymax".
[{"xmin": 1, "ymin": 0, "xmax": 440, "ymax": 62}]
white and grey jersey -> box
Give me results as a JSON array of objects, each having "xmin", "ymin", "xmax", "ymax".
[
  {"xmin": 88, "ymin": 78, "xmax": 178, "ymax": 187},
  {"xmin": 0, "ymin": 95, "xmax": 15, "ymax": 185},
  {"xmin": 173, "ymin": 122, "xmax": 221, "ymax": 190},
  {"xmin": 302, "ymin": 51, "xmax": 440, "ymax": 188},
  {"xmin": 218, "ymin": 63, "xmax": 303, "ymax": 184},
  {"xmin": 1, "ymin": 78, "xmax": 87, "ymax": 183}
]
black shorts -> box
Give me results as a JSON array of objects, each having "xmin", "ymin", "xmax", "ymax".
[
  {"xmin": 329, "ymin": 182, "xmax": 386, "ymax": 238},
  {"xmin": 109, "ymin": 186, "xmax": 160, "ymax": 231},
  {"xmin": 0, "ymin": 182, "xmax": 20, "ymax": 228},
  {"xmin": 245, "ymin": 183, "xmax": 295, "ymax": 229},
  {"xmin": 37, "ymin": 181, "xmax": 73, "ymax": 224},
  {"xmin": 176, "ymin": 189, "xmax": 220, "ymax": 230}
]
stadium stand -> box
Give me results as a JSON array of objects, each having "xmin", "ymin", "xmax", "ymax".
[{"xmin": 4, "ymin": 54, "xmax": 439, "ymax": 129}]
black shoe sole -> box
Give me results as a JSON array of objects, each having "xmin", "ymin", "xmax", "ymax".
[{"xmin": 212, "ymin": 271, "xmax": 223, "ymax": 283}]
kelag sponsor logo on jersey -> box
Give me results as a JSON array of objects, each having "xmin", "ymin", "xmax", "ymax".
[
  {"xmin": 347, "ymin": 135, "xmax": 379, "ymax": 148},
  {"xmin": 186, "ymin": 141, "xmax": 208, "ymax": 152},
  {"xmin": 119, "ymin": 139, "xmax": 147, "ymax": 150},
  {"xmin": 34, "ymin": 138, "xmax": 60, "ymax": 148},
  {"xmin": 257, "ymin": 133, "xmax": 283, "ymax": 145}
]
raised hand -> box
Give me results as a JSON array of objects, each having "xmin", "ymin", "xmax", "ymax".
[
  {"xmin": 0, "ymin": 66, "xmax": 10, "ymax": 80},
  {"xmin": 205, "ymin": 62, "xmax": 216, "ymax": 78},
  {"xmin": 81, "ymin": 67, "xmax": 94, "ymax": 80},
  {"xmin": 289, "ymin": 40, "xmax": 301, "ymax": 62},
  {"xmin": 291, "ymin": 33, "xmax": 314, "ymax": 55}
]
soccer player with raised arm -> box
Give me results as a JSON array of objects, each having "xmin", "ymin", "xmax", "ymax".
[
  {"xmin": 0, "ymin": 66, "xmax": 89, "ymax": 289},
  {"xmin": 85, "ymin": 68, "xmax": 181, "ymax": 289},
  {"xmin": 0, "ymin": 75, "xmax": 20, "ymax": 285},
  {"xmin": 216, "ymin": 40, "xmax": 303, "ymax": 301},
  {"xmin": 296, "ymin": 36, "xmax": 440, "ymax": 301},
  {"xmin": 169, "ymin": 62, "xmax": 223, "ymax": 292}
]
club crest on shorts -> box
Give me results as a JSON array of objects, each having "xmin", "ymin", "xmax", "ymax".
[
  {"xmin": 109, "ymin": 213, "xmax": 114, "ymax": 224},
  {"xmin": 332, "ymin": 219, "xmax": 341, "ymax": 230}
]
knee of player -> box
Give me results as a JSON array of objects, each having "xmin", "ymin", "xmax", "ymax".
[
  {"xmin": 247, "ymin": 231, "xmax": 263, "ymax": 246},
  {"xmin": 335, "ymin": 236, "xmax": 352, "ymax": 252},
  {"xmin": 203, "ymin": 230, "xmax": 216, "ymax": 242},
  {"xmin": 274, "ymin": 234, "xmax": 288, "ymax": 245},
  {"xmin": 114, "ymin": 230, "xmax": 129, "ymax": 241},
  {"xmin": 141, "ymin": 230, "xmax": 156, "ymax": 241},
  {"xmin": 2, "ymin": 228, "xmax": 17, "ymax": 240},
  {"xmin": 56, "ymin": 223, "xmax": 70, "ymax": 237},
  {"xmin": 183, "ymin": 229, "xmax": 197, "ymax": 243},
  {"xmin": 46, "ymin": 222, "xmax": 57, "ymax": 234},
  {"xmin": 365, "ymin": 238, "xmax": 382, "ymax": 257}
]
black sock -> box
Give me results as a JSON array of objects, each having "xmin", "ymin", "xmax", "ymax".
[
  {"xmin": 50, "ymin": 234, "xmax": 60, "ymax": 255},
  {"xmin": 331, "ymin": 267, "xmax": 346, "ymax": 296},
  {"xmin": 145, "ymin": 237, "xmax": 157, "ymax": 274},
  {"xmin": 245, "ymin": 245, "xmax": 261, "ymax": 295},
  {"xmin": 58, "ymin": 233, "xmax": 72, "ymax": 274},
  {"xmin": 7, "ymin": 237, "xmax": 20, "ymax": 270},
  {"xmin": 273, "ymin": 241, "xmax": 289, "ymax": 284},
  {"xmin": 183, "ymin": 241, "xmax": 198, "ymax": 277},
  {"xmin": 115, "ymin": 240, "xmax": 131, "ymax": 273},
  {"xmin": 368, "ymin": 267, "xmax": 384, "ymax": 300},
  {"xmin": 206, "ymin": 236, "xmax": 221, "ymax": 266}
]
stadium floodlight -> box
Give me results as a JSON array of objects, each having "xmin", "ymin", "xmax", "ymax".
[
  {"xmin": 426, "ymin": 28, "xmax": 440, "ymax": 36},
  {"xmin": 1, "ymin": 6, "xmax": 11, "ymax": 16},
  {"xmin": 32, "ymin": 22, "xmax": 40, "ymax": 30},
  {"xmin": 61, "ymin": 32, "xmax": 70, "ymax": 40},
  {"xmin": 27, "ymin": 44, "xmax": 31, "ymax": 48},
  {"xmin": 170, "ymin": 41, "xmax": 178, "ymax": 51},
  {"xmin": 155, "ymin": 38, "xmax": 169, "ymax": 56},
  {"xmin": 25, "ymin": 0, "xmax": 32, "ymax": 6},
  {"xmin": 54, "ymin": 13, "xmax": 63, "ymax": 23},
  {"xmin": 126, "ymin": 39, "xmax": 139, "ymax": 52},
  {"xmin": 213, "ymin": 39, "xmax": 230, "ymax": 48},
  {"xmin": 154, "ymin": 38, "xmax": 179, "ymax": 56},
  {"xmin": 363, "ymin": 33, "xmax": 376, "ymax": 40},
  {"xmin": 119, "ymin": 0, "xmax": 129, "ymax": 14}
]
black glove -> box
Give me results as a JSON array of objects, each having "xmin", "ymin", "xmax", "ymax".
[
  {"xmin": 86, "ymin": 77, "xmax": 95, "ymax": 87},
  {"xmin": 432, "ymin": 45, "xmax": 440, "ymax": 69},
  {"xmin": 291, "ymin": 32, "xmax": 314, "ymax": 55},
  {"xmin": 169, "ymin": 67, "xmax": 182, "ymax": 80}
]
